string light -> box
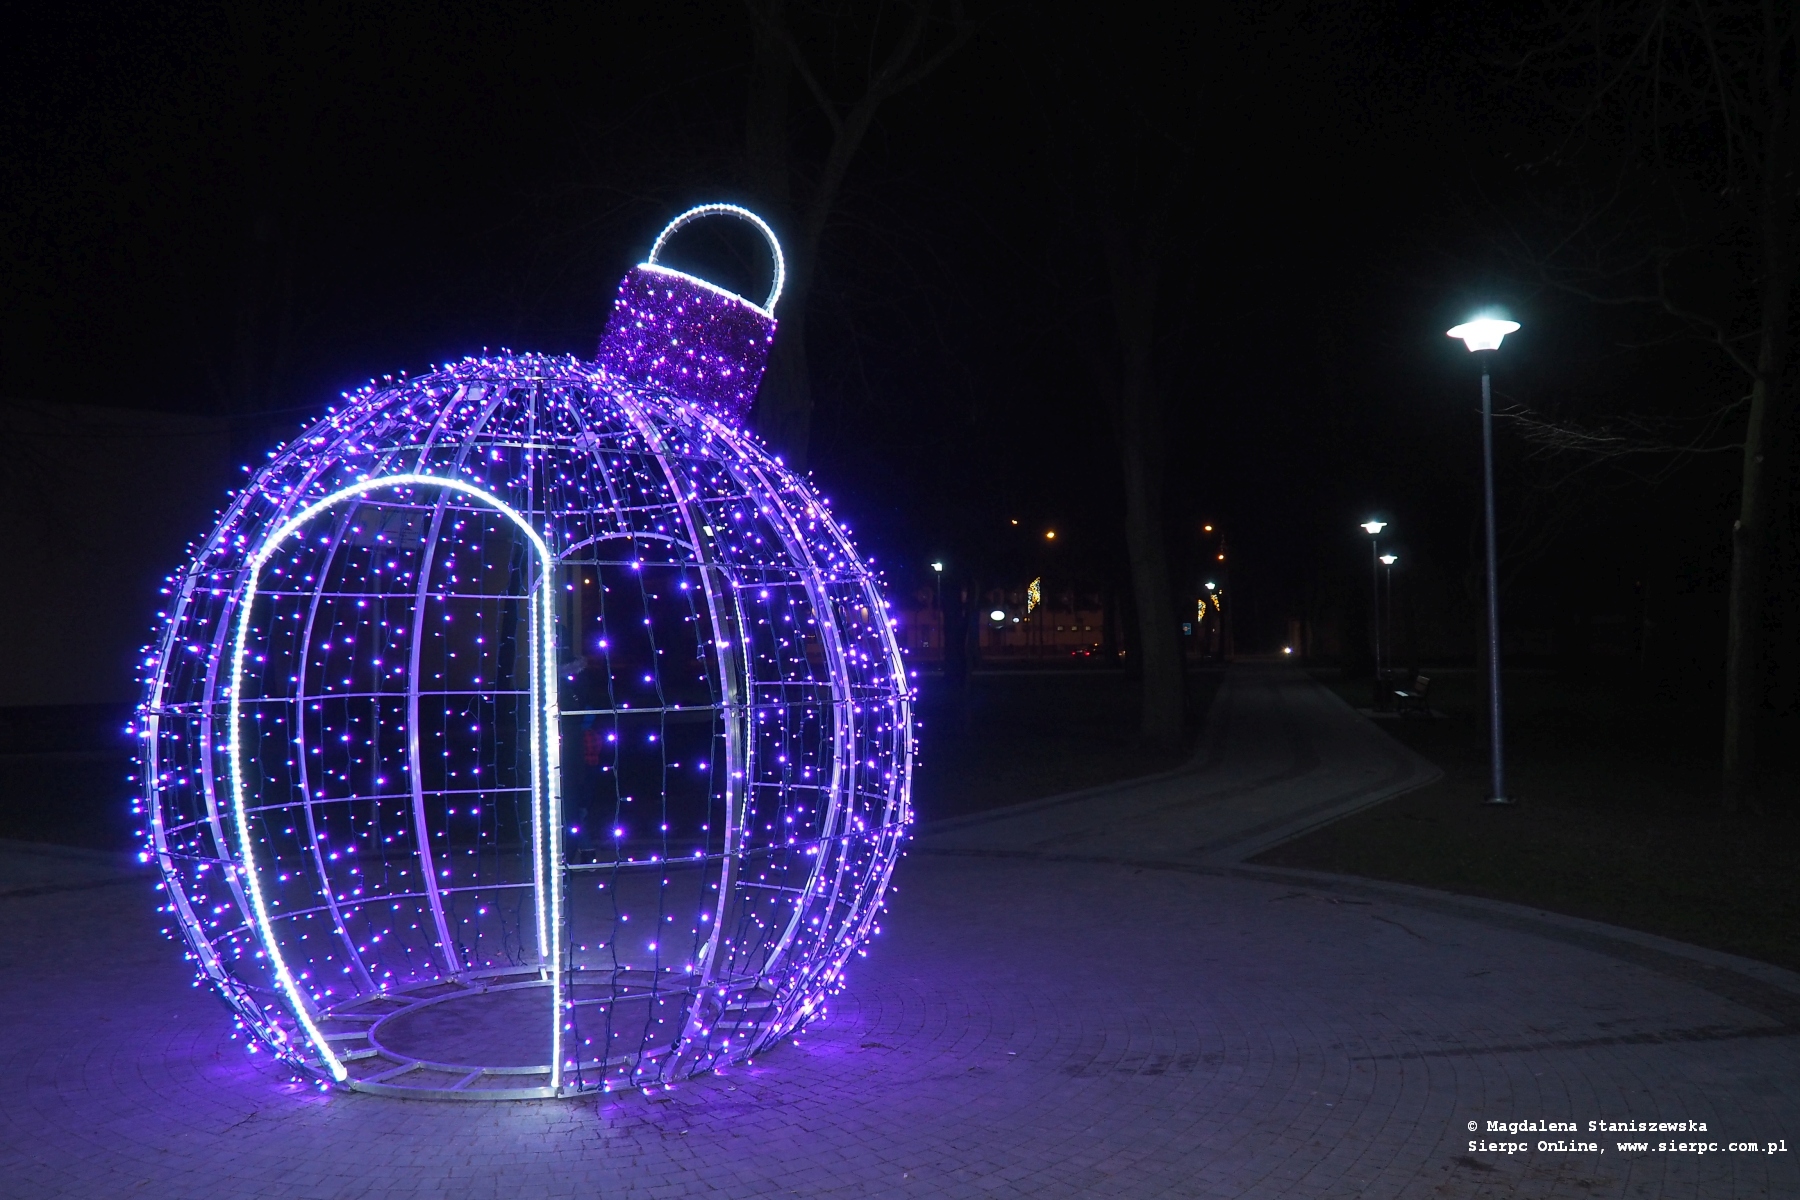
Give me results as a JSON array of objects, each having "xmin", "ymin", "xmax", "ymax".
[{"xmin": 135, "ymin": 205, "xmax": 912, "ymax": 1100}]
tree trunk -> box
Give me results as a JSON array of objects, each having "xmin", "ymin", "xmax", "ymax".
[
  {"xmin": 743, "ymin": 2, "xmax": 817, "ymax": 462},
  {"xmin": 1121, "ymin": 424, "xmax": 1183, "ymax": 747},
  {"xmin": 756, "ymin": 107, "xmax": 868, "ymax": 468},
  {"xmin": 1722, "ymin": 197, "xmax": 1795, "ymax": 812},
  {"xmin": 740, "ymin": 0, "xmax": 935, "ymax": 470},
  {"xmin": 759, "ymin": 305, "xmax": 815, "ymax": 465},
  {"xmin": 940, "ymin": 572, "xmax": 970, "ymax": 688},
  {"xmin": 1722, "ymin": 384, "xmax": 1771, "ymax": 812},
  {"xmin": 1722, "ymin": 36, "xmax": 1797, "ymax": 812},
  {"xmin": 744, "ymin": 0, "xmax": 790, "ymax": 217},
  {"xmin": 1104, "ymin": 227, "xmax": 1184, "ymax": 748}
]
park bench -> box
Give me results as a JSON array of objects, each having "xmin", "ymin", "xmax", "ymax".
[{"xmin": 1392, "ymin": 674, "xmax": 1431, "ymax": 716}]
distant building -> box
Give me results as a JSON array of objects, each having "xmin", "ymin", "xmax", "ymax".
[{"xmin": 894, "ymin": 578, "xmax": 1111, "ymax": 663}]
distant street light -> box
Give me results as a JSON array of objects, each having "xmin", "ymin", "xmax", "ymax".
[
  {"xmin": 1360, "ymin": 519, "xmax": 1388, "ymax": 681},
  {"xmin": 1380, "ymin": 554, "xmax": 1398, "ymax": 677},
  {"xmin": 988, "ymin": 608, "xmax": 1007, "ymax": 622},
  {"xmin": 1448, "ymin": 315, "xmax": 1521, "ymax": 804},
  {"xmin": 930, "ymin": 560, "xmax": 944, "ymax": 628}
]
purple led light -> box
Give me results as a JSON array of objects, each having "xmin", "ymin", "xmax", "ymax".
[{"xmin": 597, "ymin": 265, "xmax": 775, "ymax": 426}]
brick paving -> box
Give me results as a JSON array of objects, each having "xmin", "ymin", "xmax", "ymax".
[{"xmin": 1, "ymin": 665, "xmax": 1795, "ymax": 1198}]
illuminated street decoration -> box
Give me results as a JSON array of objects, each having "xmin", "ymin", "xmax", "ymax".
[{"xmin": 136, "ymin": 206, "xmax": 913, "ymax": 1099}]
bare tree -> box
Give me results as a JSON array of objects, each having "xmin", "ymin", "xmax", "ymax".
[
  {"xmin": 1100, "ymin": 215, "xmax": 1188, "ymax": 748},
  {"xmin": 742, "ymin": 0, "xmax": 976, "ymax": 467},
  {"xmin": 1492, "ymin": 0, "xmax": 1799, "ymax": 808},
  {"xmin": 1025, "ymin": 14, "xmax": 1203, "ymax": 749}
]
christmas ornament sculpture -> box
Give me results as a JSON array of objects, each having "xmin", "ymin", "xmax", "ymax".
[{"xmin": 136, "ymin": 205, "xmax": 913, "ymax": 1098}]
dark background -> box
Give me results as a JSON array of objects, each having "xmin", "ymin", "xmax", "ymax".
[{"xmin": 0, "ymin": 0, "xmax": 1766, "ymax": 701}]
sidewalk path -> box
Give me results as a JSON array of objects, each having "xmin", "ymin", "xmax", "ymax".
[
  {"xmin": 923, "ymin": 662, "xmax": 1441, "ymax": 865},
  {"xmin": 0, "ymin": 665, "xmax": 1794, "ymax": 1198}
]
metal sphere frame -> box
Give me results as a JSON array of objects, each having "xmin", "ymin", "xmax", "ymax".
[{"xmin": 136, "ymin": 206, "xmax": 913, "ymax": 1099}]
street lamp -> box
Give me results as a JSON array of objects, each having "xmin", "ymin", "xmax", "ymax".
[
  {"xmin": 1448, "ymin": 315, "xmax": 1521, "ymax": 804},
  {"xmin": 1360, "ymin": 520, "xmax": 1387, "ymax": 682},
  {"xmin": 1379, "ymin": 553, "xmax": 1398, "ymax": 678},
  {"xmin": 1203, "ymin": 581, "xmax": 1219, "ymax": 660}
]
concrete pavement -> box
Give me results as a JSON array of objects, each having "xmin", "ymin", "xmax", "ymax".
[
  {"xmin": 0, "ymin": 664, "xmax": 1794, "ymax": 1198},
  {"xmin": 922, "ymin": 662, "xmax": 1441, "ymax": 865}
]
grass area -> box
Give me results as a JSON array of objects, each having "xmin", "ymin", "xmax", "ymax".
[
  {"xmin": 911, "ymin": 668, "xmax": 1220, "ymax": 823},
  {"xmin": 0, "ymin": 671, "xmax": 1221, "ymax": 852},
  {"xmin": 1255, "ymin": 668, "xmax": 1800, "ymax": 972}
]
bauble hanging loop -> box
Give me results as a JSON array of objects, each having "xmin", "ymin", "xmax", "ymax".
[
  {"xmin": 597, "ymin": 204, "xmax": 788, "ymax": 427},
  {"xmin": 645, "ymin": 203, "xmax": 786, "ymax": 313}
]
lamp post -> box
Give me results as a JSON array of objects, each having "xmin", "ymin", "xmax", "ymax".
[
  {"xmin": 930, "ymin": 561, "xmax": 944, "ymax": 659},
  {"xmin": 1204, "ymin": 580, "xmax": 1218, "ymax": 660},
  {"xmin": 1379, "ymin": 553, "xmax": 1398, "ymax": 676},
  {"xmin": 1360, "ymin": 520, "xmax": 1387, "ymax": 682},
  {"xmin": 1447, "ymin": 315, "xmax": 1520, "ymax": 805}
]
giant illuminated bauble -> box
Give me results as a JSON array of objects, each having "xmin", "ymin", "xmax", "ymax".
[{"xmin": 136, "ymin": 205, "xmax": 913, "ymax": 1099}]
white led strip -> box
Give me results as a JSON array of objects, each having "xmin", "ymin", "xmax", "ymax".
[
  {"xmin": 228, "ymin": 473, "xmax": 564, "ymax": 1087},
  {"xmin": 645, "ymin": 203, "xmax": 786, "ymax": 314}
]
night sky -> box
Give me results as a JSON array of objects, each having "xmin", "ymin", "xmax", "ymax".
[{"xmin": 0, "ymin": 1, "xmax": 1751, "ymax": 670}]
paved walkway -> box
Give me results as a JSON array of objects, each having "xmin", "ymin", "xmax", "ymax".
[
  {"xmin": 925, "ymin": 662, "xmax": 1441, "ymax": 865},
  {"xmin": 1, "ymin": 665, "xmax": 1795, "ymax": 1198}
]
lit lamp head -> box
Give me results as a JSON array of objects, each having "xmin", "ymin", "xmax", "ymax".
[
  {"xmin": 930, "ymin": 561, "xmax": 944, "ymax": 573},
  {"xmin": 988, "ymin": 608, "xmax": 1008, "ymax": 622},
  {"xmin": 1361, "ymin": 520, "xmax": 1387, "ymax": 536},
  {"xmin": 1380, "ymin": 554, "xmax": 1398, "ymax": 566},
  {"xmin": 1447, "ymin": 317, "xmax": 1520, "ymax": 353},
  {"xmin": 1204, "ymin": 581, "xmax": 1216, "ymax": 592}
]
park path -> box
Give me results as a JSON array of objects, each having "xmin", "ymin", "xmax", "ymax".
[
  {"xmin": 0, "ymin": 664, "xmax": 1796, "ymax": 1199},
  {"xmin": 921, "ymin": 660, "xmax": 1439, "ymax": 865}
]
